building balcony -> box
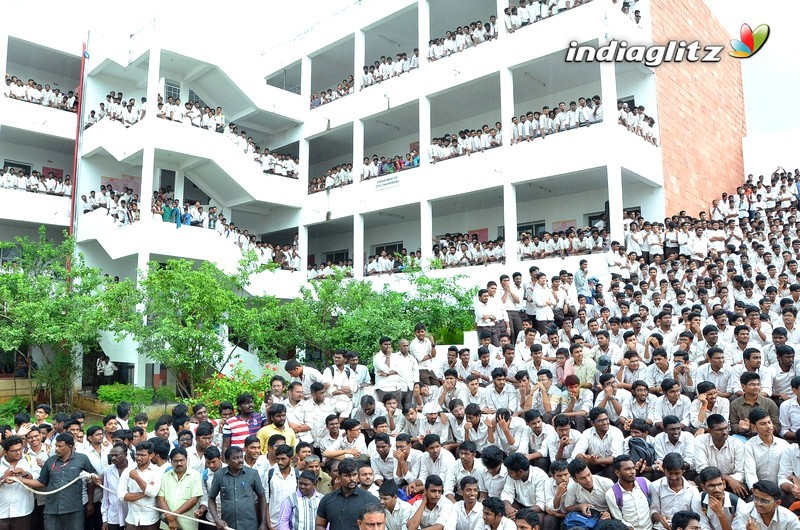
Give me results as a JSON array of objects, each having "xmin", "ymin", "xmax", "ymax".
[
  {"xmin": 302, "ymin": 122, "xmax": 661, "ymax": 225},
  {"xmin": 81, "ymin": 117, "xmax": 306, "ymax": 208},
  {"xmin": 0, "ymin": 96, "xmax": 77, "ymax": 140},
  {"xmin": 302, "ymin": 0, "xmax": 650, "ymax": 136},
  {"xmin": 76, "ymin": 210, "xmax": 306, "ymax": 299},
  {"xmin": 0, "ymin": 188, "xmax": 70, "ymax": 227}
]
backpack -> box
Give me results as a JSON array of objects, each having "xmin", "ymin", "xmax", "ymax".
[
  {"xmin": 328, "ymin": 366, "xmax": 352, "ymax": 378},
  {"xmin": 627, "ymin": 437, "xmax": 657, "ymax": 467},
  {"xmin": 611, "ymin": 477, "xmax": 650, "ymax": 508},
  {"xmin": 700, "ymin": 491, "xmax": 739, "ymax": 517}
]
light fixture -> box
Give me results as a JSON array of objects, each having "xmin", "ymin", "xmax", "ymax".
[{"xmin": 376, "ymin": 120, "xmax": 400, "ymax": 131}]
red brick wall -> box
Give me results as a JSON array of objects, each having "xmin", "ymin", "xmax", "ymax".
[{"xmin": 650, "ymin": 0, "xmax": 746, "ymax": 216}]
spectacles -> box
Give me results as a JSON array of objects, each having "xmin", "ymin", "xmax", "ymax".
[{"xmin": 753, "ymin": 496, "xmax": 776, "ymax": 505}]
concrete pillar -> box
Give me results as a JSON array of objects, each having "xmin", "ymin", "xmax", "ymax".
[
  {"xmin": 607, "ymin": 163, "xmax": 624, "ymax": 243},
  {"xmin": 420, "ymin": 200, "xmax": 433, "ymax": 261},
  {"xmin": 503, "ymin": 182, "xmax": 518, "ymax": 263},
  {"xmin": 353, "ymin": 119, "xmax": 364, "ymax": 184},
  {"xmin": 0, "ymin": 37, "xmax": 8, "ymax": 97},
  {"xmin": 418, "ymin": 0, "xmax": 430, "ymax": 67},
  {"xmin": 354, "ymin": 29, "xmax": 366, "ymax": 81},
  {"xmin": 297, "ymin": 223, "xmax": 309, "ymax": 271},
  {"xmin": 146, "ymin": 48, "xmax": 161, "ymax": 119},
  {"xmin": 499, "ymin": 67, "xmax": 514, "ymax": 146},
  {"xmin": 599, "ymin": 59, "xmax": 618, "ymax": 131},
  {"xmin": 496, "ymin": 0, "xmax": 507, "ymax": 36},
  {"xmin": 174, "ymin": 170, "xmax": 185, "ymax": 202},
  {"xmin": 419, "ymin": 96, "xmax": 431, "ymax": 167},
  {"xmin": 353, "ymin": 214, "xmax": 365, "ymax": 277},
  {"xmin": 301, "ymin": 56, "xmax": 312, "ymax": 98},
  {"xmin": 299, "ymin": 137, "xmax": 310, "ymax": 184},
  {"xmin": 179, "ymin": 80, "xmax": 188, "ymax": 103},
  {"xmin": 140, "ymin": 147, "xmax": 156, "ymax": 224}
]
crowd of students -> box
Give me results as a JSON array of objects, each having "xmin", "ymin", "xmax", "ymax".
[
  {"xmin": 308, "ymin": 163, "xmax": 354, "ymax": 194},
  {"xmin": 360, "ymin": 51, "xmax": 420, "ymax": 91},
  {"xmin": 430, "ymin": 123, "xmax": 503, "ymax": 163},
  {"xmin": 85, "ymin": 91, "xmax": 301, "ymax": 179},
  {"xmin": 0, "ymin": 166, "xmax": 73, "ymax": 197},
  {"xmin": 4, "ymin": 75, "xmax": 78, "ymax": 112}
]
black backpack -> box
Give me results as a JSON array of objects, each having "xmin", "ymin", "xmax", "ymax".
[{"xmin": 627, "ymin": 437, "xmax": 657, "ymax": 466}]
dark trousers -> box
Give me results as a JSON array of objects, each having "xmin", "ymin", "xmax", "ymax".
[
  {"xmin": 536, "ymin": 320, "xmax": 554, "ymax": 336},
  {"xmin": 44, "ymin": 511, "xmax": 84, "ymax": 530},
  {"xmin": 84, "ymin": 501, "xmax": 102, "ymax": 530},
  {"xmin": 419, "ymin": 369, "xmax": 440, "ymax": 387},
  {"xmin": 542, "ymin": 514, "xmax": 563, "ymax": 530},
  {"xmin": 491, "ymin": 321, "xmax": 508, "ymax": 346},
  {"xmin": 508, "ymin": 311, "xmax": 525, "ymax": 343},
  {"xmin": 30, "ymin": 505, "xmax": 44, "ymax": 530},
  {"xmin": 376, "ymin": 389, "xmax": 410, "ymax": 408},
  {"xmin": 0, "ymin": 514, "xmax": 31, "ymax": 530},
  {"xmin": 530, "ymin": 456, "xmax": 551, "ymax": 474}
]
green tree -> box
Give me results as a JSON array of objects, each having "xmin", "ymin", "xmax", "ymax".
[
  {"xmin": 265, "ymin": 270, "xmax": 476, "ymax": 367},
  {"xmin": 105, "ymin": 256, "xmax": 279, "ymax": 397},
  {"xmin": 0, "ymin": 227, "xmax": 118, "ymax": 407}
]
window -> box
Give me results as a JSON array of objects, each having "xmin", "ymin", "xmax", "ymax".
[
  {"xmin": 586, "ymin": 212, "xmax": 606, "ymax": 228},
  {"xmin": 164, "ymin": 79, "xmax": 180, "ymax": 101},
  {"xmin": 619, "ymin": 95, "xmax": 636, "ymax": 111},
  {"xmin": 497, "ymin": 221, "xmax": 546, "ymax": 241},
  {"xmin": 0, "ymin": 245, "xmax": 20, "ymax": 264},
  {"xmin": 324, "ymin": 250, "xmax": 349, "ymax": 264},
  {"xmin": 3, "ymin": 160, "xmax": 31, "ymax": 175},
  {"xmin": 372, "ymin": 241, "xmax": 403, "ymax": 257},
  {"xmin": 624, "ymin": 207, "xmax": 642, "ymax": 217},
  {"xmin": 188, "ymin": 89, "xmax": 207, "ymax": 108}
]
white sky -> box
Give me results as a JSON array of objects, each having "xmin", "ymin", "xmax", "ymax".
[{"xmin": 3, "ymin": 0, "xmax": 796, "ymax": 136}]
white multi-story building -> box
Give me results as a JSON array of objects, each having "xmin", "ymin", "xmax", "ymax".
[{"xmin": 0, "ymin": 0, "xmax": 746, "ymax": 387}]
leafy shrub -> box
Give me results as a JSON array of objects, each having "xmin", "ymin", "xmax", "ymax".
[
  {"xmin": 0, "ymin": 396, "xmax": 28, "ymax": 426},
  {"xmin": 97, "ymin": 384, "xmax": 154, "ymax": 414},
  {"xmin": 154, "ymin": 385, "xmax": 177, "ymax": 412},
  {"xmin": 182, "ymin": 360, "xmax": 278, "ymax": 418}
]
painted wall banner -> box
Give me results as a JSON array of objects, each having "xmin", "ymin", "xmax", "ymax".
[
  {"xmin": 42, "ymin": 166, "xmax": 64, "ymax": 179},
  {"xmin": 375, "ymin": 174, "xmax": 400, "ymax": 191},
  {"xmin": 552, "ymin": 219, "xmax": 577, "ymax": 232},
  {"xmin": 101, "ymin": 174, "xmax": 141, "ymax": 196}
]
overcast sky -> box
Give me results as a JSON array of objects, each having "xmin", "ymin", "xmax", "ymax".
[{"xmin": 3, "ymin": 0, "xmax": 795, "ymax": 136}]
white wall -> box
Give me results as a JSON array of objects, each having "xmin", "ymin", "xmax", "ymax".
[
  {"xmin": 0, "ymin": 222, "xmax": 64, "ymax": 243},
  {"xmin": 616, "ymin": 67, "xmax": 659, "ymax": 129},
  {"xmin": 364, "ymin": 130, "xmax": 419, "ymax": 161},
  {"xmin": 431, "ymin": 107, "xmax": 500, "ymax": 139},
  {"xmin": 0, "ymin": 139, "xmax": 74, "ymax": 177},
  {"xmin": 79, "ymin": 241, "xmax": 138, "ymax": 280},
  {"xmin": 83, "ymin": 72, "xmax": 144, "ymax": 119},
  {"xmin": 309, "ymin": 149, "xmax": 353, "ymax": 181},
  {"xmin": 514, "ymin": 79, "xmax": 601, "ymax": 116},
  {"xmin": 76, "ymin": 155, "xmax": 141, "ymax": 199},
  {"xmin": 230, "ymin": 207, "xmax": 302, "ymax": 236},
  {"xmin": 7, "ymin": 60, "xmax": 79, "ymax": 95}
]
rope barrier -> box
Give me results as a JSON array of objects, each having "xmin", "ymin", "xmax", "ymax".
[{"xmin": 8, "ymin": 471, "xmax": 235, "ymax": 530}]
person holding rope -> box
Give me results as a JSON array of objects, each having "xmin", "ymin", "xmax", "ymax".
[
  {"xmin": 0, "ymin": 435, "xmax": 38, "ymax": 529},
  {"xmin": 14, "ymin": 432, "xmax": 97, "ymax": 530}
]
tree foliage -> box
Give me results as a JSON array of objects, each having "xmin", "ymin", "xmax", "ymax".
[
  {"xmin": 2, "ymin": 230, "xmax": 478, "ymax": 400},
  {"xmin": 0, "ymin": 227, "xmax": 119, "ymax": 407},
  {"xmin": 269, "ymin": 270, "xmax": 477, "ymax": 365}
]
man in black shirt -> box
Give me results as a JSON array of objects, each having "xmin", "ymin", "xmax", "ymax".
[
  {"xmin": 18, "ymin": 432, "xmax": 97, "ymax": 530},
  {"xmin": 316, "ymin": 459, "xmax": 380, "ymax": 530}
]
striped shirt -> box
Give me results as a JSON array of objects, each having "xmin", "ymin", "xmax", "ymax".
[
  {"xmin": 278, "ymin": 489, "xmax": 323, "ymax": 530},
  {"xmin": 222, "ymin": 413, "xmax": 265, "ymax": 447}
]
